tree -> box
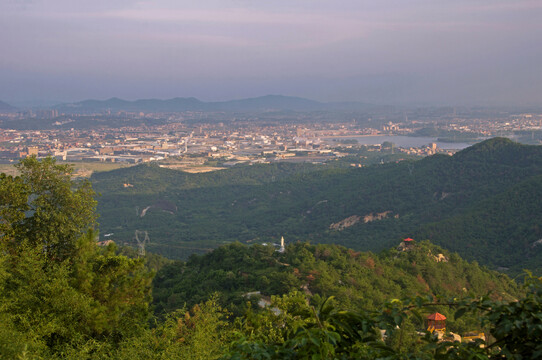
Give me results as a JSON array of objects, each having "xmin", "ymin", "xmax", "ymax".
[
  {"xmin": 0, "ymin": 157, "xmax": 152, "ymax": 358},
  {"xmin": 1, "ymin": 156, "xmax": 97, "ymax": 261},
  {"xmin": 116, "ymin": 295, "xmax": 231, "ymax": 360},
  {"xmin": 0, "ymin": 172, "xmax": 28, "ymax": 246}
]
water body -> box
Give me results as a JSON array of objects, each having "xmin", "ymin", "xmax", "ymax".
[{"xmin": 323, "ymin": 135, "xmax": 476, "ymax": 150}]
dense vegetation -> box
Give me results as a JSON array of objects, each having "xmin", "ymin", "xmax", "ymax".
[
  {"xmin": 0, "ymin": 158, "xmax": 152, "ymax": 357},
  {"xmin": 153, "ymin": 241, "xmax": 520, "ymax": 332},
  {"xmin": 94, "ymin": 138, "xmax": 542, "ymax": 275},
  {"xmin": 1, "ymin": 157, "xmax": 542, "ymax": 359}
]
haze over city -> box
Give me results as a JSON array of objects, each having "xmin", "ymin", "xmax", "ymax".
[{"xmin": 1, "ymin": 0, "xmax": 541, "ymax": 107}]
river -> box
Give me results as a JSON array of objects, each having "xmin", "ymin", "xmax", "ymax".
[{"xmin": 322, "ymin": 135, "xmax": 477, "ymax": 150}]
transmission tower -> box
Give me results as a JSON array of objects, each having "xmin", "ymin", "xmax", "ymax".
[{"xmin": 135, "ymin": 230, "xmax": 150, "ymax": 256}]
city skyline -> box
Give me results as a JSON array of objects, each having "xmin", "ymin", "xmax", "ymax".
[{"xmin": 1, "ymin": 0, "xmax": 541, "ymax": 107}]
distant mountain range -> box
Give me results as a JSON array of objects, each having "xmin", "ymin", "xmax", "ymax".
[
  {"xmin": 54, "ymin": 95, "xmax": 373, "ymax": 113},
  {"xmin": 0, "ymin": 100, "xmax": 17, "ymax": 113}
]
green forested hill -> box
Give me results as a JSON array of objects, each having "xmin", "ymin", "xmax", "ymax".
[
  {"xmin": 1, "ymin": 156, "xmax": 541, "ymax": 359},
  {"xmin": 415, "ymin": 174, "xmax": 542, "ymax": 269},
  {"xmin": 93, "ymin": 138, "xmax": 542, "ymax": 274},
  {"xmin": 153, "ymin": 241, "xmax": 520, "ymax": 332}
]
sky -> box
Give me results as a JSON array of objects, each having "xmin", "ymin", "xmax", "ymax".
[{"xmin": 1, "ymin": 0, "xmax": 541, "ymax": 107}]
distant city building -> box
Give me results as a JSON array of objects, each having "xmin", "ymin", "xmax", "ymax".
[
  {"xmin": 27, "ymin": 146, "xmax": 38, "ymax": 156},
  {"xmin": 36, "ymin": 109, "xmax": 58, "ymax": 119}
]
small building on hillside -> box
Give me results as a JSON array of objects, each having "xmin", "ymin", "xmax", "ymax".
[
  {"xmin": 397, "ymin": 237, "xmax": 415, "ymax": 251},
  {"xmin": 427, "ymin": 312, "xmax": 446, "ymax": 332}
]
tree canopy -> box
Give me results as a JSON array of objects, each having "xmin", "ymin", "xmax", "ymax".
[
  {"xmin": 1, "ymin": 156, "xmax": 541, "ymax": 359},
  {"xmin": 0, "ymin": 157, "xmax": 151, "ymax": 357},
  {"xmin": 1, "ymin": 156, "xmax": 97, "ymax": 261}
]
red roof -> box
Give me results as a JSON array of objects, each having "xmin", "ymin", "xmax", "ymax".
[
  {"xmin": 427, "ymin": 312, "xmax": 446, "ymax": 320},
  {"xmin": 403, "ymin": 238, "xmax": 414, "ymax": 242}
]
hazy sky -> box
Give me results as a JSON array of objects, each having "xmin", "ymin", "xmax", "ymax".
[{"xmin": 1, "ymin": 0, "xmax": 541, "ymax": 106}]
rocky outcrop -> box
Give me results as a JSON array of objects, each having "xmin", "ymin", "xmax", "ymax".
[
  {"xmin": 363, "ymin": 211, "xmax": 393, "ymax": 223},
  {"xmin": 397, "ymin": 242, "xmax": 414, "ymax": 252},
  {"xmin": 427, "ymin": 249, "xmax": 449, "ymax": 262},
  {"xmin": 434, "ymin": 253, "xmax": 448, "ymax": 262},
  {"xmin": 329, "ymin": 215, "xmax": 361, "ymax": 230},
  {"xmin": 433, "ymin": 191, "xmax": 452, "ymax": 200},
  {"xmin": 330, "ymin": 211, "xmax": 397, "ymax": 231}
]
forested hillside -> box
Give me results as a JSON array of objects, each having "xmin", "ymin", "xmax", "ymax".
[
  {"xmin": 153, "ymin": 241, "xmax": 520, "ymax": 325},
  {"xmin": 94, "ymin": 138, "xmax": 542, "ymax": 274},
  {"xmin": 1, "ymin": 157, "xmax": 541, "ymax": 359}
]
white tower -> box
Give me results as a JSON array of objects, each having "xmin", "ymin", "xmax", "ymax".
[{"xmin": 279, "ymin": 236, "xmax": 285, "ymax": 253}]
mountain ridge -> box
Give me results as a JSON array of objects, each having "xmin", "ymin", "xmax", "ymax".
[
  {"xmin": 54, "ymin": 95, "xmax": 370, "ymax": 113},
  {"xmin": 0, "ymin": 100, "xmax": 17, "ymax": 113}
]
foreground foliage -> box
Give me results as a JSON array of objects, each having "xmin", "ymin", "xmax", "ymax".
[
  {"xmin": 1, "ymin": 157, "xmax": 541, "ymax": 359},
  {"xmin": 225, "ymin": 275, "xmax": 542, "ymax": 360},
  {"xmin": 0, "ymin": 157, "xmax": 152, "ymax": 358}
]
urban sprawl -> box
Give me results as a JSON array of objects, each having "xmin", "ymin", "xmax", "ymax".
[{"xmin": 1, "ymin": 107, "xmax": 541, "ymax": 174}]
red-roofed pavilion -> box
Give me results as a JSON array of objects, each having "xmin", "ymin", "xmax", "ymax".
[{"xmin": 427, "ymin": 312, "xmax": 446, "ymax": 331}]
